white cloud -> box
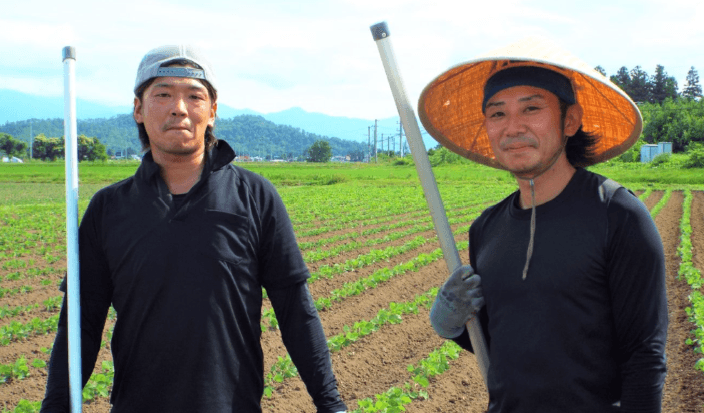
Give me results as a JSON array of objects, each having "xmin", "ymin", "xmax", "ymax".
[{"xmin": 1, "ymin": 0, "xmax": 702, "ymax": 119}]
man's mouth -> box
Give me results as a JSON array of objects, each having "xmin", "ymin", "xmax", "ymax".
[
  {"xmin": 500, "ymin": 137, "xmax": 537, "ymax": 151},
  {"xmin": 164, "ymin": 124, "xmax": 190, "ymax": 132}
]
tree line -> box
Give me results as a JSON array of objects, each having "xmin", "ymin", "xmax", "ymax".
[
  {"xmin": 594, "ymin": 65, "xmax": 703, "ymax": 154},
  {"xmin": 0, "ymin": 114, "xmax": 366, "ymax": 161},
  {"xmin": 0, "ymin": 132, "xmax": 107, "ymax": 161},
  {"xmin": 596, "ymin": 65, "xmax": 702, "ymax": 104}
]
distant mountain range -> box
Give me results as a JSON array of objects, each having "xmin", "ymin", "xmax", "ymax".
[{"xmin": 0, "ymin": 89, "xmax": 437, "ymax": 150}]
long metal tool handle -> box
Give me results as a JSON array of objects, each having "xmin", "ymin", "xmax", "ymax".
[
  {"xmin": 62, "ymin": 45, "xmax": 82, "ymax": 413},
  {"xmin": 369, "ymin": 22, "xmax": 489, "ymax": 385}
]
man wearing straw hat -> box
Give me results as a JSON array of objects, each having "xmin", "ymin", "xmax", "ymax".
[
  {"xmin": 40, "ymin": 45, "xmax": 347, "ymax": 413},
  {"xmin": 425, "ymin": 38, "xmax": 668, "ymax": 412}
]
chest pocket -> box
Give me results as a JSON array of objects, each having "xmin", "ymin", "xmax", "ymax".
[{"xmin": 198, "ymin": 209, "xmax": 253, "ymax": 265}]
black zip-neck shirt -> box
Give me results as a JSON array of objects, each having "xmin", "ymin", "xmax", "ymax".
[
  {"xmin": 456, "ymin": 168, "xmax": 667, "ymax": 413},
  {"xmin": 42, "ymin": 141, "xmax": 346, "ymax": 412}
]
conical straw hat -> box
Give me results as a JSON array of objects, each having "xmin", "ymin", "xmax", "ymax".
[{"xmin": 418, "ymin": 37, "xmax": 643, "ymax": 169}]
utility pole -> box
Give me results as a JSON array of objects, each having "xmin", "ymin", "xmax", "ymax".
[
  {"xmin": 29, "ymin": 120, "xmax": 33, "ymax": 159},
  {"xmin": 398, "ymin": 120, "xmax": 404, "ymax": 157},
  {"xmin": 374, "ymin": 119, "xmax": 378, "ymax": 162},
  {"xmin": 368, "ymin": 126, "xmax": 371, "ymax": 163}
]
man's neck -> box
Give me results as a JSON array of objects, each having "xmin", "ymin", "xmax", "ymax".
[
  {"xmin": 515, "ymin": 158, "xmax": 576, "ymax": 209},
  {"xmin": 153, "ymin": 149, "xmax": 206, "ymax": 195}
]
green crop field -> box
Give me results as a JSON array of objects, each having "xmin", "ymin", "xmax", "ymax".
[{"xmin": 0, "ymin": 160, "xmax": 702, "ymax": 412}]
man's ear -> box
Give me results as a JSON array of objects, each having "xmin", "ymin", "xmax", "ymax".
[
  {"xmin": 209, "ymin": 102, "xmax": 217, "ymax": 128},
  {"xmin": 133, "ymin": 97, "xmax": 143, "ymax": 124},
  {"xmin": 564, "ymin": 103, "xmax": 583, "ymax": 137}
]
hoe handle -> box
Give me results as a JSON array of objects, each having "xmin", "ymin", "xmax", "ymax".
[
  {"xmin": 63, "ymin": 46, "xmax": 82, "ymax": 413},
  {"xmin": 369, "ymin": 21, "xmax": 490, "ymax": 386}
]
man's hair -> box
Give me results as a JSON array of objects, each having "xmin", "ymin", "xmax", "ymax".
[
  {"xmin": 133, "ymin": 60, "xmax": 218, "ymax": 152},
  {"xmin": 559, "ymin": 100, "xmax": 598, "ymax": 168}
]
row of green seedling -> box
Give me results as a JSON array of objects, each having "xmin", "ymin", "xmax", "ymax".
[
  {"xmin": 0, "ymin": 303, "xmax": 40, "ymax": 320},
  {"xmin": 264, "ymin": 232, "xmax": 438, "ymax": 303},
  {"xmin": 676, "ymin": 190, "xmax": 704, "ymax": 372},
  {"xmin": 352, "ymin": 340, "xmax": 463, "ymax": 413},
  {"xmin": 263, "ymin": 288, "xmax": 438, "ymax": 397},
  {"xmin": 4, "ymin": 288, "xmax": 437, "ymax": 408},
  {"xmin": 297, "ymin": 202, "xmax": 480, "ymax": 252},
  {"xmin": 0, "ymin": 266, "xmax": 63, "ymax": 287},
  {"xmin": 308, "ymin": 217, "xmax": 470, "ymax": 285},
  {"xmin": 291, "ymin": 182, "xmax": 503, "ymax": 232},
  {"xmin": 293, "ymin": 190, "xmax": 501, "ymax": 235},
  {"xmin": 299, "ymin": 201, "xmax": 483, "ymax": 251},
  {"xmin": 262, "ymin": 242, "xmax": 460, "ymax": 332},
  {"xmin": 637, "ymin": 188, "xmax": 652, "ymax": 202},
  {"xmin": 0, "ymin": 314, "xmax": 59, "ymax": 346},
  {"xmin": 287, "ymin": 183, "xmax": 491, "ymax": 228},
  {"xmin": 261, "ymin": 234, "xmax": 433, "ymax": 312},
  {"xmin": 648, "ymin": 188, "xmax": 672, "ymax": 218},
  {"xmin": 0, "ymin": 278, "xmax": 61, "ymax": 301},
  {"xmin": 0, "ymin": 297, "xmax": 60, "ymax": 321},
  {"xmin": 0, "ymin": 284, "xmax": 34, "ymax": 300},
  {"xmin": 1, "ymin": 399, "xmax": 42, "ymax": 413},
  {"xmin": 0, "ymin": 355, "xmax": 47, "ymax": 385},
  {"xmin": 302, "ymin": 211, "xmax": 473, "ymax": 264}
]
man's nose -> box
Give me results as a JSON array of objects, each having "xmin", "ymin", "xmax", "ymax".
[
  {"xmin": 171, "ymin": 97, "xmax": 188, "ymax": 116},
  {"xmin": 504, "ymin": 113, "xmax": 526, "ymax": 137}
]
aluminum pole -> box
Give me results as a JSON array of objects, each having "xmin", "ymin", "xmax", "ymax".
[
  {"xmin": 62, "ymin": 45, "xmax": 82, "ymax": 413},
  {"xmin": 370, "ymin": 22, "xmax": 489, "ymax": 385}
]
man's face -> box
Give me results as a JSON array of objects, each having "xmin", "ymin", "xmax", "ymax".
[
  {"xmin": 483, "ymin": 85, "xmax": 579, "ymax": 176},
  {"xmin": 134, "ymin": 71, "xmax": 216, "ymax": 158}
]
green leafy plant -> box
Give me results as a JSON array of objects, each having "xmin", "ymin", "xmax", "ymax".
[{"xmin": 676, "ymin": 190, "xmax": 704, "ymax": 372}]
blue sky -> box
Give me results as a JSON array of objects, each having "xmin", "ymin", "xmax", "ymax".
[{"xmin": 2, "ymin": 0, "xmax": 702, "ymax": 120}]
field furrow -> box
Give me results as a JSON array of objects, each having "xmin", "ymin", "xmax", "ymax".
[
  {"xmin": 262, "ymin": 308, "xmax": 445, "ymax": 412},
  {"xmin": 657, "ymin": 192, "xmax": 703, "ymax": 413}
]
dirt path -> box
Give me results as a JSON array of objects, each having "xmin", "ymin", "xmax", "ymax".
[{"xmin": 660, "ymin": 191, "xmax": 704, "ymax": 413}]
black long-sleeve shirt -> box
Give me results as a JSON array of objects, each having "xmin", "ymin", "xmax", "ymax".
[
  {"xmin": 41, "ymin": 141, "xmax": 346, "ymax": 412},
  {"xmin": 454, "ymin": 168, "xmax": 668, "ymax": 413}
]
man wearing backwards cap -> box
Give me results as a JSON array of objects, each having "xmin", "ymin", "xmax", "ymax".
[
  {"xmin": 41, "ymin": 45, "xmax": 347, "ymax": 413},
  {"xmin": 424, "ymin": 38, "xmax": 667, "ymax": 412}
]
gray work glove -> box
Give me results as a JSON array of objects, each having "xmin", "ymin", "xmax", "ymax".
[{"xmin": 430, "ymin": 265, "xmax": 485, "ymax": 339}]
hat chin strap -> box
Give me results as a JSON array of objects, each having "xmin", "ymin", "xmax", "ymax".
[{"xmin": 510, "ymin": 134, "xmax": 569, "ymax": 280}]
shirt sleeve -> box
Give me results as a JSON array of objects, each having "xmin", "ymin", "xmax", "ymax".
[
  {"xmin": 252, "ymin": 177, "xmax": 310, "ymax": 290},
  {"xmin": 268, "ymin": 282, "xmax": 348, "ymax": 413},
  {"xmin": 606, "ymin": 188, "xmax": 668, "ymax": 412},
  {"xmin": 40, "ymin": 196, "xmax": 113, "ymax": 413}
]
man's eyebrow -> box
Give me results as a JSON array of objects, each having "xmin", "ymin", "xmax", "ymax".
[
  {"xmin": 486, "ymin": 93, "xmax": 546, "ymax": 109},
  {"xmin": 518, "ymin": 94, "xmax": 546, "ymax": 102}
]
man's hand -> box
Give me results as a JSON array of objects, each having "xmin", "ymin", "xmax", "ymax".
[{"xmin": 430, "ymin": 265, "xmax": 484, "ymax": 339}]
